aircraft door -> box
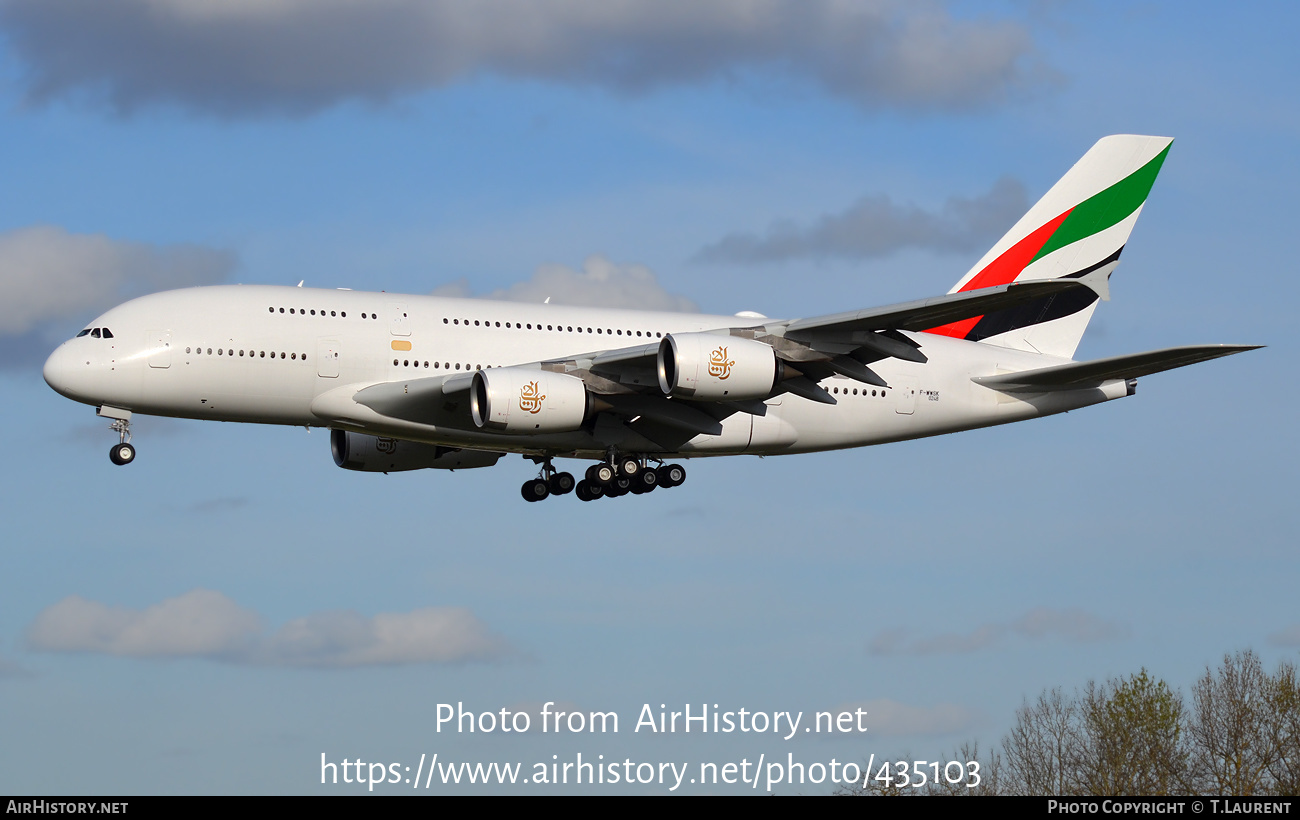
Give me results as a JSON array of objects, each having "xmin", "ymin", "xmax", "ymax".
[
  {"xmin": 389, "ymin": 305, "xmax": 411, "ymax": 337},
  {"xmin": 894, "ymin": 384, "xmax": 916, "ymax": 415},
  {"xmin": 317, "ymin": 339, "xmax": 340, "ymax": 378},
  {"xmin": 148, "ymin": 331, "xmax": 171, "ymax": 368}
]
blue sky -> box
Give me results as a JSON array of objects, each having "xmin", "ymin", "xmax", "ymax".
[{"xmin": 1, "ymin": 0, "xmax": 1295, "ymax": 794}]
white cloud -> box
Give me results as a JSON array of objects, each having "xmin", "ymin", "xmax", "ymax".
[
  {"xmin": 696, "ymin": 176, "xmax": 1028, "ymax": 264},
  {"xmin": 27, "ymin": 589, "xmax": 512, "ymax": 666},
  {"xmin": 432, "ymin": 255, "xmax": 698, "ymax": 312},
  {"xmin": 834, "ymin": 698, "xmax": 975, "ymax": 737},
  {"xmin": 0, "ymin": 225, "xmax": 234, "ymax": 336},
  {"xmin": 869, "ymin": 607, "xmax": 1128, "ymax": 655},
  {"xmin": 255, "ymin": 607, "xmax": 509, "ymax": 667},
  {"xmin": 0, "ymin": 0, "xmax": 1048, "ymax": 117},
  {"xmin": 27, "ymin": 590, "xmax": 261, "ymax": 658}
]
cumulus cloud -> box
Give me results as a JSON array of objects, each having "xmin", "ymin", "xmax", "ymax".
[
  {"xmin": 0, "ymin": 0, "xmax": 1047, "ymax": 117},
  {"xmin": 696, "ymin": 176, "xmax": 1028, "ymax": 264},
  {"xmin": 869, "ymin": 607, "xmax": 1128, "ymax": 656},
  {"xmin": 0, "ymin": 225, "xmax": 235, "ymax": 336},
  {"xmin": 833, "ymin": 699, "xmax": 974, "ymax": 737},
  {"xmin": 432, "ymin": 255, "xmax": 698, "ymax": 312},
  {"xmin": 27, "ymin": 589, "xmax": 511, "ymax": 667},
  {"xmin": 28, "ymin": 590, "xmax": 261, "ymax": 658}
]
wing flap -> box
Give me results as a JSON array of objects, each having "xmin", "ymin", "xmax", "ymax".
[{"xmin": 602, "ymin": 394, "xmax": 725, "ymax": 436}]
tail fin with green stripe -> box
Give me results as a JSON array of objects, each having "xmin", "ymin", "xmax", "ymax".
[{"xmin": 927, "ymin": 135, "xmax": 1173, "ymax": 358}]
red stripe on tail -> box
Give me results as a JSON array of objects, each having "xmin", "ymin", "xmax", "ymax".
[{"xmin": 925, "ymin": 207, "xmax": 1073, "ymax": 339}]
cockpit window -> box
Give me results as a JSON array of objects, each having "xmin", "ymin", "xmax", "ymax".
[
  {"xmin": 76, "ymin": 329, "xmax": 91, "ymax": 337},
  {"xmin": 91, "ymin": 328, "xmax": 102, "ymax": 338},
  {"xmin": 102, "ymin": 328, "xmax": 114, "ymax": 339}
]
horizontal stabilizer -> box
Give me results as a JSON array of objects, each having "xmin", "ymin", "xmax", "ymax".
[{"xmin": 973, "ymin": 345, "xmax": 1261, "ymax": 392}]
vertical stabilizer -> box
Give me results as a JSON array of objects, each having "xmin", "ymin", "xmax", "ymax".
[{"xmin": 926, "ymin": 135, "xmax": 1172, "ymax": 358}]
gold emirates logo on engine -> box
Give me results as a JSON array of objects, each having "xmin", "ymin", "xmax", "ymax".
[
  {"xmin": 519, "ymin": 380, "xmax": 546, "ymax": 414},
  {"xmin": 708, "ymin": 346, "xmax": 735, "ymax": 380}
]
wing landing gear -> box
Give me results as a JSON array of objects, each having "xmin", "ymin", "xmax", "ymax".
[{"xmin": 521, "ymin": 457, "xmax": 575, "ymax": 502}]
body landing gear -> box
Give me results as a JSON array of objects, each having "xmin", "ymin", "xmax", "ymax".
[{"xmin": 573, "ymin": 456, "xmax": 685, "ymax": 502}]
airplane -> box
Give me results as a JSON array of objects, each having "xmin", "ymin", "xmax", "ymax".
[{"xmin": 43, "ymin": 134, "xmax": 1257, "ymax": 502}]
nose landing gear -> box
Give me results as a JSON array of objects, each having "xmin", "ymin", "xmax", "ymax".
[
  {"xmin": 109, "ymin": 441, "xmax": 136, "ymax": 465},
  {"xmin": 106, "ymin": 413, "xmax": 136, "ymax": 466}
]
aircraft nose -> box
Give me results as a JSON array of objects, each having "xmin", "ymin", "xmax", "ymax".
[{"xmin": 43, "ymin": 343, "xmax": 80, "ymax": 400}]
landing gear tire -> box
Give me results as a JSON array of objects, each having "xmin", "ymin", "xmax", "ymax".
[
  {"xmin": 586, "ymin": 463, "xmax": 615, "ymax": 485},
  {"xmin": 548, "ymin": 472, "xmax": 575, "ymax": 495},
  {"xmin": 636, "ymin": 469, "xmax": 658, "ymax": 492},
  {"xmin": 109, "ymin": 442, "xmax": 136, "ymax": 466},
  {"xmin": 607, "ymin": 477, "xmax": 632, "ymax": 498},
  {"xmin": 576, "ymin": 480, "xmax": 604, "ymax": 501},
  {"xmin": 657, "ymin": 463, "xmax": 685, "ymax": 488},
  {"xmin": 617, "ymin": 457, "xmax": 640, "ymax": 478},
  {"xmin": 521, "ymin": 478, "xmax": 550, "ymax": 502}
]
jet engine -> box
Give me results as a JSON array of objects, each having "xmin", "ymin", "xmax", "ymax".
[
  {"xmin": 657, "ymin": 333, "xmax": 782, "ymax": 401},
  {"xmin": 331, "ymin": 430, "xmax": 502, "ymax": 472},
  {"xmin": 470, "ymin": 367, "xmax": 593, "ymax": 434}
]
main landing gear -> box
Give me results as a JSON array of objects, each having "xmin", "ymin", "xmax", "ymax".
[
  {"xmin": 571, "ymin": 456, "xmax": 686, "ymax": 502},
  {"xmin": 521, "ymin": 454, "xmax": 686, "ymax": 502},
  {"xmin": 520, "ymin": 458, "xmax": 576, "ymax": 503},
  {"xmin": 107, "ymin": 416, "xmax": 136, "ymax": 466}
]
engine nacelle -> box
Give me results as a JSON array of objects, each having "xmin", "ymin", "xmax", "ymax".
[
  {"xmin": 331, "ymin": 430, "xmax": 502, "ymax": 472},
  {"xmin": 657, "ymin": 333, "xmax": 780, "ymax": 401},
  {"xmin": 470, "ymin": 367, "xmax": 592, "ymax": 434}
]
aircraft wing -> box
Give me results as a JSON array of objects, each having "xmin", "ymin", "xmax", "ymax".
[
  {"xmin": 773, "ymin": 273, "xmax": 1108, "ymax": 340},
  {"xmin": 971, "ymin": 344, "xmax": 1261, "ymax": 393}
]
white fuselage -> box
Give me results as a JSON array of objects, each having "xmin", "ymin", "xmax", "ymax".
[{"xmin": 43, "ymin": 285, "xmax": 1128, "ymax": 461}]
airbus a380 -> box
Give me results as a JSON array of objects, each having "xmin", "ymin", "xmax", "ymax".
[{"xmin": 43, "ymin": 135, "xmax": 1257, "ymax": 502}]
